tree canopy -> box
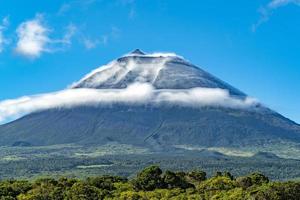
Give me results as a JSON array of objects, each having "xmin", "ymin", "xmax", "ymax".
[{"xmin": 0, "ymin": 165, "xmax": 299, "ymax": 200}]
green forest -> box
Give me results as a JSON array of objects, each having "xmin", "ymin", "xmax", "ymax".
[{"xmin": 0, "ymin": 165, "xmax": 299, "ymax": 200}]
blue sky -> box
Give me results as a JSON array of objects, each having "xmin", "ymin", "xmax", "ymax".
[{"xmin": 0, "ymin": 0, "xmax": 299, "ymax": 123}]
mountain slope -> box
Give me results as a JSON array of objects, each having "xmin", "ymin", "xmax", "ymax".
[
  {"xmin": 0, "ymin": 105, "xmax": 299, "ymax": 149},
  {"xmin": 72, "ymin": 49, "xmax": 246, "ymax": 97},
  {"xmin": 0, "ymin": 49, "xmax": 299, "ymax": 157}
]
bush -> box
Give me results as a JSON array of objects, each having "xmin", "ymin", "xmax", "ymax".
[
  {"xmin": 65, "ymin": 182, "xmax": 104, "ymax": 200},
  {"xmin": 187, "ymin": 170, "xmax": 207, "ymax": 182},
  {"xmin": 163, "ymin": 170, "xmax": 194, "ymax": 189},
  {"xmin": 236, "ymin": 176, "xmax": 253, "ymax": 189},
  {"xmin": 249, "ymin": 172, "xmax": 269, "ymax": 185},
  {"xmin": 132, "ymin": 165, "xmax": 164, "ymax": 191}
]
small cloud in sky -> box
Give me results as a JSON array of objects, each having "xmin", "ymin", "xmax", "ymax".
[
  {"xmin": 15, "ymin": 14, "xmax": 50, "ymax": 58},
  {"xmin": 252, "ymin": 0, "xmax": 300, "ymax": 32},
  {"xmin": 15, "ymin": 15, "xmax": 77, "ymax": 59},
  {"xmin": 0, "ymin": 16, "xmax": 10, "ymax": 53}
]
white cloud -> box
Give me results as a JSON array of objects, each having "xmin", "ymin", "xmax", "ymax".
[
  {"xmin": 253, "ymin": 0, "xmax": 300, "ymax": 32},
  {"xmin": 15, "ymin": 15, "xmax": 77, "ymax": 58},
  {"xmin": 15, "ymin": 15, "xmax": 50, "ymax": 58},
  {"xmin": 269, "ymin": 0, "xmax": 300, "ymax": 8},
  {"xmin": 0, "ymin": 16, "xmax": 9, "ymax": 53},
  {"xmin": 0, "ymin": 83, "xmax": 258, "ymax": 124}
]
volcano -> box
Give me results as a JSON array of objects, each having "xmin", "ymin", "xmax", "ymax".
[{"xmin": 0, "ymin": 50, "xmax": 299, "ymax": 156}]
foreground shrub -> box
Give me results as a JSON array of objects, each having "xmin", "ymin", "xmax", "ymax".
[{"xmin": 132, "ymin": 166, "xmax": 164, "ymax": 191}]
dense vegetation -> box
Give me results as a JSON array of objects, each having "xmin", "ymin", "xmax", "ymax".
[
  {"xmin": 0, "ymin": 165, "xmax": 299, "ymax": 200},
  {"xmin": 1, "ymin": 147, "xmax": 300, "ymax": 181}
]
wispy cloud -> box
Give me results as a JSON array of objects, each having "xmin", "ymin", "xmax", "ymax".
[
  {"xmin": 57, "ymin": 3, "xmax": 72, "ymax": 16},
  {"xmin": 82, "ymin": 37, "xmax": 105, "ymax": 50},
  {"xmin": 59, "ymin": 23, "xmax": 77, "ymax": 46},
  {"xmin": 81, "ymin": 27, "xmax": 119, "ymax": 50},
  {"xmin": 83, "ymin": 38, "xmax": 98, "ymax": 49},
  {"xmin": 0, "ymin": 83, "xmax": 258, "ymax": 124},
  {"xmin": 269, "ymin": 0, "xmax": 300, "ymax": 8},
  {"xmin": 0, "ymin": 16, "xmax": 10, "ymax": 53},
  {"xmin": 118, "ymin": 0, "xmax": 137, "ymax": 19},
  {"xmin": 253, "ymin": 0, "xmax": 300, "ymax": 32},
  {"xmin": 57, "ymin": 0, "xmax": 98, "ymax": 15},
  {"xmin": 81, "ymin": 36, "xmax": 107, "ymax": 50},
  {"xmin": 15, "ymin": 15, "xmax": 77, "ymax": 58},
  {"xmin": 110, "ymin": 26, "xmax": 121, "ymax": 39}
]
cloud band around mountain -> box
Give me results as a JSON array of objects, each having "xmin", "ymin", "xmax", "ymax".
[{"xmin": 0, "ymin": 83, "xmax": 258, "ymax": 124}]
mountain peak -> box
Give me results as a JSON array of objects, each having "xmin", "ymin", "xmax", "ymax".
[
  {"xmin": 130, "ymin": 49, "xmax": 145, "ymax": 55},
  {"xmin": 71, "ymin": 50, "xmax": 246, "ymax": 97}
]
